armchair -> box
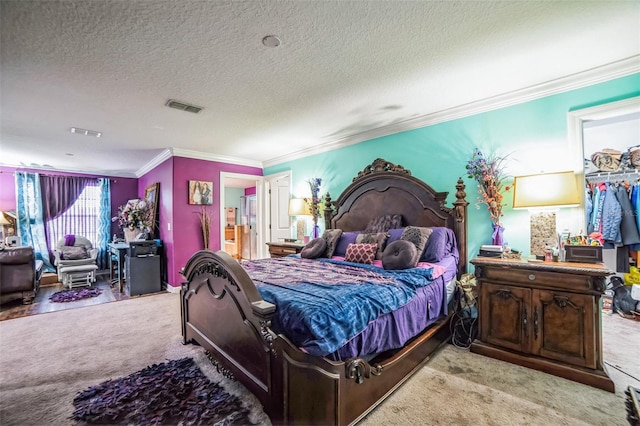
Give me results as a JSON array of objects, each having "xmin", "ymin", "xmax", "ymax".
[
  {"xmin": 54, "ymin": 235, "xmax": 98, "ymax": 286},
  {"xmin": 0, "ymin": 246, "xmax": 43, "ymax": 304}
]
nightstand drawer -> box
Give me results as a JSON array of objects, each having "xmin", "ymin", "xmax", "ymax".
[
  {"xmin": 267, "ymin": 242, "xmax": 305, "ymax": 258},
  {"xmin": 483, "ymin": 267, "xmax": 592, "ymax": 291}
]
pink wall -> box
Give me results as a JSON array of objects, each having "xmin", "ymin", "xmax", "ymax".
[
  {"xmin": 170, "ymin": 157, "xmax": 262, "ymax": 287},
  {"xmin": 0, "ymin": 166, "xmax": 138, "ymax": 237},
  {"xmin": 245, "ymin": 187, "xmax": 256, "ymax": 196}
]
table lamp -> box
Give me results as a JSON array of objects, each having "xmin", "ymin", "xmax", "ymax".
[
  {"xmin": 288, "ymin": 198, "xmax": 312, "ymax": 241},
  {"xmin": 512, "ymin": 171, "xmax": 580, "ymax": 258}
]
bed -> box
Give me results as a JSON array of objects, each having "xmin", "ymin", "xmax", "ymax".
[{"xmin": 181, "ymin": 158, "xmax": 469, "ymax": 425}]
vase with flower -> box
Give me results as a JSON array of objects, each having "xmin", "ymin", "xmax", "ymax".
[
  {"xmin": 466, "ymin": 148, "xmax": 511, "ymax": 246},
  {"xmin": 307, "ymin": 178, "xmax": 322, "ymax": 239},
  {"xmin": 112, "ymin": 199, "xmax": 153, "ymax": 242}
]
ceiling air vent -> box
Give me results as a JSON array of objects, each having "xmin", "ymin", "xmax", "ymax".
[{"xmin": 166, "ymin": 99, "xmax": 203, "ymax": 114}]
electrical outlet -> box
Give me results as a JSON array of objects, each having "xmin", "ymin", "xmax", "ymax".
[{"xmin": 168, "ymin": 222, "xmax": 171, "ymax": 231}]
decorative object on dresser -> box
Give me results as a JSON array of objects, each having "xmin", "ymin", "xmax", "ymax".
[
  {"xmin": 512, "ymin": 171, "xmax": 580, "ymax": 257},
  {"xmin": 470, "ymin": 256, "xmax": 615, "ymax": 392},
  {"xmin": 306, "ymin": 177, "xmax": 322, "ymax": 239},
  {"xmin": 288, "ymin": 198, "xmax": 312, "ymax": 241},
  {"xmin": 181, "ymin": 157, "xmax": 469, "ymax": 426},
  {"xmin": 266, "ymin": 241, "xmax": 305, "ymax": 258},
  {"xmin": 466, "ymin": 148, "xmax": 511, "ymax": 246}
]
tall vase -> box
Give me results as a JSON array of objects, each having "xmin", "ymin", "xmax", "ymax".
[
  {"xmin": 311, "ymin": 218, "xmax": 320, "ymax": 239},
  {"xmin": 124, "ymin": 228, "xmax": 139, "ymax": 242},
  {"xmin": 492, "ymin": 223, "xmax": 505, "ymax": 246}
]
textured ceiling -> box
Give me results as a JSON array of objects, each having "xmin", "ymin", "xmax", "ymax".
[{"xmin": 1, "ymin": 0, "xmax": 639, "ymax": 177}]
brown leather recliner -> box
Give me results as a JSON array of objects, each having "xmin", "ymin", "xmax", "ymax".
[{"xmin": 0, "ymin": 247, "xmax": 43, "ymax": 305}]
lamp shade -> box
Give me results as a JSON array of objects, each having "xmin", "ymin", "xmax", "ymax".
[
  {"xmin": 288, "ymin": 198, "xmax": 312, "ymax": 216},
  {"xmin": 512, "ymin": 171, "xmax": 581, "ymax": 209},
  {"xmin": 0, "ymin": 213, "xmax": 9, "ymax": 225}
]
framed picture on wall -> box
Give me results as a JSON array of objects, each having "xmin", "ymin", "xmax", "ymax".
[
  {"xmin": 188, "ymin": 180, "xmax": 213, "ymax": 205},
  {"xmin": 145, "ymin": 183, "xmax": 160, "ymax": 226}
]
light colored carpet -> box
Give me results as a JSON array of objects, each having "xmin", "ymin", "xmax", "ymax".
[{"xmin": 0, "ymin": 292, "xmax": 634, "ymax": 425}]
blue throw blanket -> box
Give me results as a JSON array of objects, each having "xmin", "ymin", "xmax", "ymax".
[{"xmin": 243, "ymin": 257, "xmax": 437, "ymax": 356}]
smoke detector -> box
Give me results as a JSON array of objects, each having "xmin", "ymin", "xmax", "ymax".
[{"xmin": 166, "ymin": 99, "xmax": 203, "ymax": 114}]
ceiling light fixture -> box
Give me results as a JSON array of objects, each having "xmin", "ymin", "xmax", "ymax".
[
  {"xmin": 165, "ymin": 99, "xmax": 203, "ymax": 114},
  {"xmin": 262, "ymin": 35, "xmax": 281, "ymax": 48},
  {"xmin": 70, "ymin": 127, "xmax": 102, "ymax": 137}
]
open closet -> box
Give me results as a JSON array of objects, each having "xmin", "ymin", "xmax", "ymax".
[{"xmin": 582, "ymin": 106, "xmax": 640, "ymax": 276}]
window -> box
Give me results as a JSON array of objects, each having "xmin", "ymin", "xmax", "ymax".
[{"xmin": 46, "ymin": 184, "xmax": 102, "ymax": 251}]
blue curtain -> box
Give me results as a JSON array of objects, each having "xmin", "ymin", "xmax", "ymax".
[
  {"xmin": 96, "ymin": 178, "xmax": 111, "ymax": 269},
  {"xmin": 15, "ymin": 172, "xmax": 55, "ymax": 272}
]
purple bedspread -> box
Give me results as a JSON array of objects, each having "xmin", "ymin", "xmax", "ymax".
[{"xmin": 329, "ymin": 255, "xmax": 457, "ymax": 360}]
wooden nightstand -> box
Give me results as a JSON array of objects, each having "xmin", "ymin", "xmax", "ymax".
[
  {"xmin": 266, "ymin": 241, "xmax": 305, "ymax": 258},
  {"xmin": 470, "ymin": 257, "xmax": 615, "ymax": 392}
]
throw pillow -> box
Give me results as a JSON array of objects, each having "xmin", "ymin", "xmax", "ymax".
[
  {"xmin": 364, "ymin": 214, "xmax": 403, "ymax": 233},
  {"xmin": 300, "ymin": 238, "xmax": 327, "ymax": 259},
  {"xmin": 334, "ymin": 231, "xmax": 361, "ymax": 257},
  {"xmin": 382, "ymin": 240, "xmax": 418, "ymax": 270},
  {"xmin": 355, "ymin": 232, "xmax": 389, "ymax": 260},
  {"xmin": 322, "ymin": 229, "xmax": 343, "ymax": 258},
  {"xmin": 400, "ymin": 226, "xmax": 433, "ymax": 266},
  {"xmin": 344, "ymin": 243, "xmax": 378, "ymax": 265},
  {"xmin": 61, "ymin": 246, "xmax": 88, "ymax": 260}
]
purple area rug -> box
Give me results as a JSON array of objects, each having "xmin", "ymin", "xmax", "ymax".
[
  {"xmin": 71, "ymin": 357, "xmax": 254, "ymax": 425},
  {"xmin": 49, "ymin": 287, "xmax": 102, "ymax": 303}
]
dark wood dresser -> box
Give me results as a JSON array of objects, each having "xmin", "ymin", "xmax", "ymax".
[
  {"xmin": 470, "ymin": 256, "xmax": 615, "ymax": 392},
  {"xmin": 266, "ymin": 241, "xmax": 305, "ymax": 258}
]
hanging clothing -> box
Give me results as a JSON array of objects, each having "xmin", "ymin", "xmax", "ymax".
[
  {"xmin": 613, "ymin": 183, "xmax": 640, "ymax": 246},
  {"xmin": 601, "ymin": 183, "xmax": 622, "ymax": 246}
]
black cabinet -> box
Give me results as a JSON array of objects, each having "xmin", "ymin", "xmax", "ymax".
[{"xmin": 125, "ymin": 241, "xmax": 161, "ymax": 296}]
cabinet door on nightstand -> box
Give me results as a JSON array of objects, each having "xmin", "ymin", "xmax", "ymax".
[
  {"xmin": 531, "ymin": 289, "xmax": 597, "ymax": 369},
  {"xmin": 480, "ymin": 282, "xmax": 531, "ymax": 353}
]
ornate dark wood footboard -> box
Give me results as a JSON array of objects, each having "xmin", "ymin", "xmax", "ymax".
[{"xmin": 181, "ymin": 158, "xmax": 468, "ymax": 425}]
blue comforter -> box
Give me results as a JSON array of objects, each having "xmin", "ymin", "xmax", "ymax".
[{"xmin": 243, "ymin": 257, "xmax": 437, "ymax": 356}]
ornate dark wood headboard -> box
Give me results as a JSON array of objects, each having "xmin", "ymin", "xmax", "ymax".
[{"xmin": 323, "ymin": 158, "xmax": 468, "ymax": 277}]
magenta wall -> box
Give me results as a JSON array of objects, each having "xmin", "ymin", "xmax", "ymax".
[
  {"xmin": 2, "ymin": 157, "xmax": 262, "ymax": 289},
  {"xmin": 138, "ymin": 158, "xmax": 174, "ymax": 286},
  {"xmin": 245, "ymin": 187, "xmax": 256, "ymax": 196},
  {"xmin": 0, "ymin": 166, "xmax": 138, "ymax": 237},
  {"xmin": 170, "ymin": 157, "xmax": 262, "ymax": 287}
]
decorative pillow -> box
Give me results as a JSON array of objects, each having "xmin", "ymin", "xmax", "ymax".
[
  {"xmin": 386, "ymin": 228, "xmax": 405, "ymax": 245},
  {"xmin": 344, "ymin": 243, "xmax": 378, "ymax": 265},
  {"xmin": 334, "ymin": 231, "xmax": 361, "ymax": 257},
  {"xmin": 60, "ymin": 246, "xmax": 88, "ymax": 260},
  {"xmin": 382, "ymin": 240, "xmax": 418, "ymax": 270},
  {"xmin": 322, "ymin": 229, "xmax": 343, "ymax": 258},
  {"xmin": 355, "ymin": 232, "xmax": 389, "ymax": 260},
  {"xmin": 400, "ymin": 226, "xmax": 433, "ymax": 266},
  {"xmin": 421, "ymin": 227, "xmax": 456, "ymax": 263},
  {"xmin": 364, "ymin": 214, "xmax": 403, "ymax": 233},
  {"xmin": 300, "ymin": 238, "xmax": 327, "ymax": 259}
]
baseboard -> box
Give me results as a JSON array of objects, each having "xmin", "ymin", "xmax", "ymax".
[{"xmin": 166, "ymin": 284, "xmax": 181, "ymax": 294}]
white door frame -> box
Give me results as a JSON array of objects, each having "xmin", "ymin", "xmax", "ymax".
[
  {"xmin": 567, "ymin": 95, "xmax": 640, "ymax": 231},
  {"xmin": 219, "ymin": 172, "xmax": 265, "ymax": 258}
]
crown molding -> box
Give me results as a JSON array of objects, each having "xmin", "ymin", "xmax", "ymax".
[
  {"xmin": 170, "ymin": 148, "xmax": 263, "ymax": 169},
  {"xmin": 263, "ymin": 56, "xmax": 640, "ymax": 168},
  {"xmin": 135, "ymin": 148, "xmax": 173, "ymax": 177}
]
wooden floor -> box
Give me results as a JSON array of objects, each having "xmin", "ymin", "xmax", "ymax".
[{"xmin": 0, "ymin": 273, "xmax": 154, "ymax": 321}]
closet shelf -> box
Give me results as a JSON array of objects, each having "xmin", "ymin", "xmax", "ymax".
[{"xmin": 585, "ymin": 169, "xmax": 640, "ymax": 182}]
